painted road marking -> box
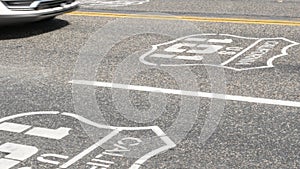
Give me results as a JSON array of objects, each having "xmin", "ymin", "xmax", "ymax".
[
  {"xmin": 59, "ymin": 129, "xmax": 121, "ymax": 168},
  {"xmin": 220, "ymin": 39, "xmax": 263, "ymax": 66},
  {"xmin": 68, "ymin": 11, "xmax": 300, "ymax": 26},
  {"xmin": 0, "ymin": 122, "xmax": 31, "ymax": 133},
  {"xmin": 70, "ymin": 80, "xmax": 300, "ymax": 108},
  {"xmin": 0, "ymin": 143, "xmax": 38, "ymax": 169},
  {"xmin": 0, "ymin": 112, "xmax": 175, "ymax": 169},
  {"xmin": 0, "ymin": 121, "xmax": 71, "ymax": 140},
  {"xmin": 79, "ymin": 0, "xmax": 149, "ymax": 7},
  {"xmin": 25, "ymin": 127, "xmax": 71, "ymax": 140},
  {"xmin": 139, "ymin": 34, "xmax": 299, "ymax": 71},
  {"xmin": 37, "ymin": 154, "xmax": 69, "ymax": 165}
]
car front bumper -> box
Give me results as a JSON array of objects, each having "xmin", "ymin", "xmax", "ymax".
[{"xmin": 0, "ymin": 1, "xmax": 79, "ymax": 24}]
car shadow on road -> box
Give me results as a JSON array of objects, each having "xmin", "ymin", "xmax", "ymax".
[{"xmin": 0, "ymin": 18, "xmax": 69, "ymax": 40}]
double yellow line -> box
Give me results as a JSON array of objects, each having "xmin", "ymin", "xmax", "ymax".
[{"xmin": 68, "ymin": 11, "xmax": 300, "ymax": 26}]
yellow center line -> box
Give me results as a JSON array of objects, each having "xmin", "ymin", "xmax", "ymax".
[{"xmin": 67, "ymin": 11, "xmax": 300, "ymax": 26}]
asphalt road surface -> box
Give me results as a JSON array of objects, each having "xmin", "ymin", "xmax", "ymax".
[{"xmin": 1, "ymin": 0, "xmax": 300, "ymax": 169}]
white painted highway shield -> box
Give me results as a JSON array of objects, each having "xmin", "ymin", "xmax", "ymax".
[
  {"xmin": 139, "ymin": 34, "xmax": 299, "ymax": 71},
  {"xmin": 0, "ymin": 111, "xmax": 175, "ymax": 169}
]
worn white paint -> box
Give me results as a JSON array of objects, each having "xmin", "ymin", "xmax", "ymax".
[
  {"xmin": 25, "ymin": 127, "xmax": 71, "ymax": 140},
  {"xmin": 70, "ymin": 80, "xmax": 300, "ymax": 108},
  {"xmin": 139, "ymin": 34, "xmax": 299, "ymax": 71},
  {"xmin": 0, "ymin": 159, "xmax": 19, "ymax": 169},
  {"xmin": 37, "ymin": 154, "xmax": 69, "ymax": 165},
  {"xmin": 0, "ymin": 122, "xmax": 31, "ymax": 133},
  {"xmin": 220, "ymin": 38, "xmax": 263, "ymax": 66},
  {"xmin": 59, "ymin": 129, "xmax": 121, "ymax": 168},
  {"xmin": 61, "ymin": 112, "xmax": 176, "ymax": 169},
  {"xmin": 0, "ymin": 143, "xmax": 38, "ymax": 169},
  {"xmin": 0, "ymin": 111, "xmax": 175, "ymax": 169},
  {"xmin": 0, "ymin": 121, "xmax": 71, "ymax": 140},
  {"xmin": 79, "ymin": 0, "xmax": 150, "ymax": 7}
]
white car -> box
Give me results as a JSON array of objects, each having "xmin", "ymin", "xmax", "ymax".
[{"xmin": 0, "ymin": 0, "xmax": 79, "ymax": 24}]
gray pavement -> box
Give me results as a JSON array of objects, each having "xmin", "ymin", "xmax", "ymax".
[
  {"xmin": 79, "ymin": 0, "xmax": 300, "ymax": 20},
  {"xmin": 0, "ymin": 1, "xmax": 300, "ymax": 169}
]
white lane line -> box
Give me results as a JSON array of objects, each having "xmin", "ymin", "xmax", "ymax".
[
  {"xmin": 59, "ymin": 129, "xmax": 120, "ymax": 168},
  {"xmin": 70, "ymin": 80, "xmax": 300, "ymax": 108}
]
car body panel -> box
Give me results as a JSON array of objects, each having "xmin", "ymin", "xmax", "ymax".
[{"xmin": 0, "ymin": 0, "xmax": 79, "ymax": 24}]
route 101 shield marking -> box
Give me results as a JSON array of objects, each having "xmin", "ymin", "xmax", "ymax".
[
  {"xmin": 0, "ymin": 111, "xmax": 175, "ymax": 169},
  {"xmin": 139, "ymin": 34, "xmax": 299, "ymax": 71}
]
